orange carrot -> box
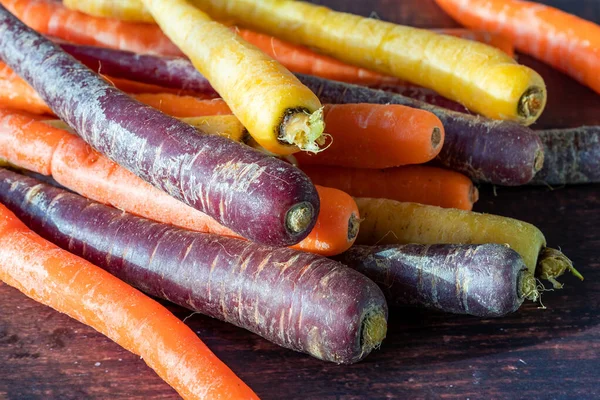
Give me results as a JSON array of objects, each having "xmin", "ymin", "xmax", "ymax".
[
  {"xmin": 0, "ymin": 109, "xmax": 357, "ymax": 256},
  {"xmin": 0, "ymin": 63, "xmax": 52, "ymax": 114},
  {"xmin": 433, "ymin": 28, "xmax": 514, "ymax": 57},
  {"xmin": 435, "ymin": 0, "xmax": 600, "ymax": 94},
  {"xmin": 0, "ymin": 0, "xmax": 183, "ymax": 56},
  {"xmin": 301, "ymin": 165, "xmax": 479, "ymax": 211},
  {"xmin": 0, "ymin": 202, "xmax": 258, "ymax": 399},
  {"xmin": 105, "ymin": 75, "xmax": 213, "ymax": 96},
  {"xmin": 132, "ymin": 93, "xmax": 232, "ymax": 117},
  {"xmin": 295, "ymin": 104, "xmax": 444, "ymax": 169}
]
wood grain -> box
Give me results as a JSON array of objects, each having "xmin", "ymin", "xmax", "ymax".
[{"xmin": 1, "ymin": 1, "xmax": 600, "ymax": 399}]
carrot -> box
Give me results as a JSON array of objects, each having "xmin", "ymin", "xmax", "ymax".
[
  {"xmin": 0, "ymin": 0, "xmax": 183, "ymax": 56},
  {"xmin": 0, "ymin": 203, "xmax": 258, "ymax": 399},
  {"xmin": 435, "ymin": 0, "xmax": 600, "ymax": 96},
  {"xmin": 302, "ymin": 165, "xmax": 479, "ymax": 211},
  {"xmin": 0, "ymin": 62, "xmax": 52, "ymax": 114},
  {"xmin": 141, "ymin": 0, "xmax": 325, "ymax": 155},
  {"xmin": 64, "ymin": 0, "xmax": 155, "ymax": 22},
  {"xmin": 335, "ymin": 244, "xmax": 538, "ymax": 317},
  {"xmin": 188, "ymin": 0, "xmax": 546, "ymax": 125},
  {"xmin": 532, "ymin": 127, "xmax": 600, "ymax": 186},
  {"xmin": 0, "ymin": 109, "xmax": 356, "ymax": 256},
  {"xmin": 0, "ymin": 7, "xmax": 320, "ymax": 247},
  {"xmin": 132, "ymin": 94, "xmax": 231, "ymax": 118},
  {"xmin": 0, "ymin": 168, "xmax": 387, "ymax": 363},
  {"xmin": 53, "ymin": 41, "xmax": 545, "ymax": 185},
  {"xmin": 295, "ymin": 104, "xmax": 444, "ymax": 169},
  {"xmin": 354, "ymin": 198, "xmax": 582, "ymax": 288},
  {"xmin": 105, "ymin": 75, "xmax": 213, "ymax": 96},
  {"xmin": 433, "ymin": 28, "xmax": 514, "ymax": 57}
]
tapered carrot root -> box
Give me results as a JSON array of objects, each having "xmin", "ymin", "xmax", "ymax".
[
  {"xmin": 302, "ymin": 165, "xmax": 478, "ymax": 211},
  {"xmin": 0, "ymin": 203, "xmax": 259, "ymax": 399},
  {"xmin": 354, "ymin": 198, "xmax": 582, "ymax": 287},
  {"xmin": 0, "ymin": 168, "xmax": 388, "ymax": 363},
  {"xmin": 335, "ymin": 244, "xmax": 538, "ymax": 316},
  {"xmin": 141, "ymin": 0, "xmax": 325, "ymax": 155},
  {"xmin": 532, "ymin": 127, "xmax": 600, "ymax": 186},
  {"xmin": 295, "ymin": 104, "xmax": 444, "ymax": 169},
  {"xmin": 435, "ymin": 0, "xmax": 600, "ymax": 96},
  {"xmin": 0, "ymin": 109, "xmax": 356, "ymax": 256}
]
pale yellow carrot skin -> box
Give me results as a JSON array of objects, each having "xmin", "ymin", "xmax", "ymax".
[
  {"xmin": 64, "ymin": 0, "xmax": 154, "ymax": 22},
  {"xmin": 355, "ymin": 198, "xmax": 547, "ymax": 277},
  {"xmin": 140, "ymin": 0, "xmax": 325, "ymax": 155},
  {"xmin": 185, "ymin": 0, "xmax": 546, "ymax": 125},
  {"xmin": 44, "ymin": 115, "xmax": 247, "ymax": 142}
]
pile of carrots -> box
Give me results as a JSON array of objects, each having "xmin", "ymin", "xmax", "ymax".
[{"xmin": 0, "ymin": 0, "xmax": 596, "ymax": 398}]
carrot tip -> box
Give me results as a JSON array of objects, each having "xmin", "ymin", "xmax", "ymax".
[
  {"xmin": 359, "ymin": 309, "xmax": 387, "ymax": 359},
  {"xmin": 537, "ymin": 248, "xmax": 581, "ymax": 288},
  {"xmin": 518, "ymin": 86, "xmax": 546, "ymax": 125},
  {"xmin": 348, "ymin": 213, "xmax": 361, "ymax": 241},
  {"xmin": 533, "ymin": 148, "xmax": 545, "ymax": 173},
  {"xmin": 519, "ymin": 271, "xmax": 539, "ymax": 302},
  {"xmin": 279, "ymin": 107, "xmax": 325, "ymax": 153},
  {"xmin": 431, "ymin": 127, "xmax": 442, "ymax": 149}
]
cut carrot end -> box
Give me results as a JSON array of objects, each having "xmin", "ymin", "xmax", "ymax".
[
  {"xmin": 469, "ymin": 185, "xmax": 480, "ymax": 205},
  {"xmin": 519, "ymin": 271, "xmax": 539, "ymax": 302},
  {"xmin": 279, "ymin": 107, "xmax": 325, "ymax": 153},
  {"xmin": 348, "ymin": 213, "xmax": 361, "ymax": 241},
  {"xmin": 534, "ymin": 148, "xmax": 545, "ymax": 173},
  {"xmin": 360, "ymin": 310, "xmax": 387, "ymax": 358},
  {"xmin": 431, "ymin": 127, "xmax": 442, "ymax": 149},
  {"xmin": 537, "ymin": 248, "xmax": 581, "ymax": 288},
  {"xmin": 286, "ymin": 201, "xmax": 315, "ymax": 235},
  {"xmin": 518, "ymin": 86, "xmax": 546, "ymax": 124}
]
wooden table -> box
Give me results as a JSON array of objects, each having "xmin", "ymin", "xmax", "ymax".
[{"xmin": 1, "ymin": 1, "xmax": 599, "ymax": 399}]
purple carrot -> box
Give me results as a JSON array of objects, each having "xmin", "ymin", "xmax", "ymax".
[
  {"xmin": 370, "ymin": 84, "xmax": 471, "ymax": 114},
  {"xmin": 531, "ymin": 126, "xmax": 600, "ymax": 185},
  {"xmin": 0, "ymin": 5, "xmax": 319, "ymax": 247},
  {"xmin": 334, "ymin": 244, "xmax": 538, "ymax": 317},
  {"xmin": 0, "ymin": 168, "xmax": 388, "ymax": 364},
  {"xmin": 55, "ymin": 41, "xmax": 543, "ymax": 185}
]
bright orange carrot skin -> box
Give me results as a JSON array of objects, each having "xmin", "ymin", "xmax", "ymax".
[
  {"xmin": 0, "ymin": 109, "xmax": 354, "ymax": 256},
  {"xmin": 0, "ymin": 63, "xmax": 52, "ymax": 114},
  {"xmin": 132, "ymin": 94, "xmax": 232, "ymax": 117},
  {"xmin": 0, "ymin": 0, "xmax": 183, "ymax": 56},
  {"xmin": 295, "ymin": 104, "xmax": 445, "ymax": 169},
  {"xmin": 0, "ymin": 203, "xmax": 259, "ymax": 400},
  {"xmin": 302, "ymin": 165, "xmax": 479, "ymax": 211},
  {"xmin": 435, "ymin": 0, "xmax": 600, "ymax": 94}
]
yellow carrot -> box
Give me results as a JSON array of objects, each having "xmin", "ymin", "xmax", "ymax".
[
  {"xmin": 185, "ymin": 0, "xmax": 546, "ymax": 125},
  {"xmin": 139, "ymin": 0, "xmax": 325, "ymax": 155},
  {"xmin": 64, "ymin": 0, "xmax": 155, "ymax": 22}
]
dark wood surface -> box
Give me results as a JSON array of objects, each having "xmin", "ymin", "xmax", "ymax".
[{"xmin": 1, "ymin": 1, "xmax": 599, "ymax": 399}]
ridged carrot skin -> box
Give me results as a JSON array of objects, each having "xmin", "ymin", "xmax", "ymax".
[
  {"xmin": 295, "ymin": 104, "xmax": 445, "ymax": 169},
  {"xmin": 0, "ymin": 109, "xmax": 355, "ymax": 256},
  {"xmin": 0, "ymin": 5, "xmax": 320, "ymax": 246},
  {"xmin": 0, "ymin": 169, "xmax": 387, "ymax": 364},
  {"xmin": 0, "ymin": 203, "xmax": 259, "ymax": 400},
  {"xmin": 335, "ymin": 244, "xmax": 536, "ymax": 317},
  {"xmin": 435, "ymin": 0, "xmax": 600, "ymax": 95},
  {"xmin": 0, "ymin": 0, "xmax": 182, "ymax": 55},
  {"xmin": 302, "ymin": 165, "xmax": 478, "ymax": 211},
  {"xmin": 141, "ymin": 0, "xmax": 325, "ymax": 155},
  {"xmin": 188, "ymin": 0, "xmax": 546, "ymax": 125},
  {"xmin": 354, "ymin": 197, "xmax": 581, "ymax": 287}
]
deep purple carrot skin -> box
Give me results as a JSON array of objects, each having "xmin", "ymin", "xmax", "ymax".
[
  {"xmin": 334, "ymin": 244, "xmax": 531, "ymax": 318},
  {"xmin": 0, "ymin": 168, "xmax": 388, "ymax": 364},
  {"xmin": 531, "ymin": 127, "xmax": 600, "ymax": 185},
  {"xmin": 297, "ymin": 74, "xmax": 545, "ymax": 186},
  {"xmin": 370, "ymin": 84, "xmax": 471, "ymax": 114},
  {"xmin": 57, "ymin": 42, "xmax": 219, "ymax": 96},
  {"xmin": 0, "ymin": 5, "xmax": 319, "ymax": 246}
]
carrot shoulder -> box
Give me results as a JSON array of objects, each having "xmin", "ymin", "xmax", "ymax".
[
  {"xmin": 141, "ymin": 0, "xmax": 325, "ymax": 155},
  {"xmin": 435, "ymin": 0, "xmax": 600, "ymax": 95},
  {"xmin": 0, "ymin": 202, "xmax": 258, "ymax": 399}
]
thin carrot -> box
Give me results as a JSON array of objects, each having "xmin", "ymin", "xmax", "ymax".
[
  {"xmin": 105, "ymin": 75, "xmax": 213, "ymax": 96},
  {"xmin": 435, "ymin": 0, "xmax": 600, "ymax": 95},
  {"xmin": 0, "ymin": 62, "xmax": 52, "ymax": 114},
  {"xmin": 296, "ymin": 104, "xmax": 444, "ymax": 169},
  {"xmin": 132, "ymin": 93, "xmax": 231, "ymax": 118},
  {"xmin": 141, "ymin": 0, "xmax": 325, "ymax": 155},
  {"xmin": 0, "ymin": 0, "xmax": 183, "ymax": 56},
  {"xmin": 0, "ymin": 202, "xmax": 258, "ymax": 399},
  {"xmin": 301, "ymin": 165, "xmax": 479, "ymax": 211},
  {"xmin": 0, "ymin": 109, "xmax": 357, "ymax": 256},
  {"xmin": 433, "ymin": 28, "xmax": 514, "ymax": 57}
]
